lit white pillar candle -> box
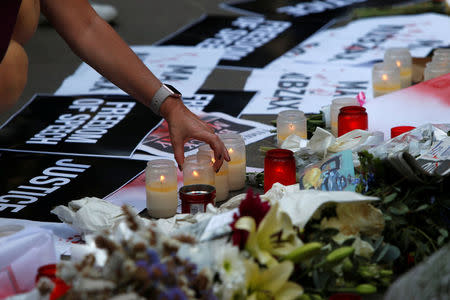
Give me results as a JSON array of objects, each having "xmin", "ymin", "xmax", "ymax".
[
  {"xmin": 197, "ymin": 144, "xmax": 229, "ymax": 202},
  {"xmin": 219, "ymin": 133, "xmax": 246, "ymax": 191},
  {"xmin": 330, "ymin": 98, "xmax": 359, "ymax": 137},
  {"xmin": 276, "ymin": 110, "xmax": 307, "ymax": 146},
  {"xmin": 372, "ymin": 62, "xmax": 401, "ymax": 98},
  {"xmin": 146, "ymin": 159, "xmax": 178, "ymax": 218},
  {"xmin": 384, "ymin": 48, "xmax": 412, "ymax": 88},
  {"xmin": 183, "ymin": 155, "xmax": 215, "ymax": 187}
]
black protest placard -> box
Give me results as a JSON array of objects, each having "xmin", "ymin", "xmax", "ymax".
[
  {"xmin": 184, "ymin": 89, "xmax": 256, "ymax": 117},
  {"xmin": 222, "ymin": 0, "xmax": 412, "ymax": 21},
  {"xmin": 0, "ymin": 94, "xmax": 161, "ymax": 158},
  {"xmin": 0, "ymin": 152, "xmax": 146, "ymax": 222},
  {"xmin": 158, "ymin": 15, "xmax": 329, "ymax": 69}
]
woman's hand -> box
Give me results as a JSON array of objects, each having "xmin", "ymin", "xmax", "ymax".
[{"xmin": 160, "ymin": 96, "xmax": 230, "ymax": 172}]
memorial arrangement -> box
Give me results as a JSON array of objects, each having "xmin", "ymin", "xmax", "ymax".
[{"xmin": 1, "ymin": 1, "xmax": 450, "ymax": 300}]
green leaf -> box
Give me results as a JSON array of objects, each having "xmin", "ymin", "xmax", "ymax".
[
  {"xmin": 383, "ymin": 193, "xmax": 397, "ymax": 204},
  {"xmin": 388, "ymin": 203, "xmax": 409, "ymax": 215},
  {"xmin": 438, "ymin": 228, "xmax": 448, "ymax": 238},
  {"xmin": 375, "ymin": 245, "xmax": 401, "ymax": 263},
  {"xmin": 437, "ymin": 235, "xmax": 445, "ymax": 246},
  {"xmin": 415, "ymin": 204, "xmax": 429, "ymax": 212},
  {"xmin": 373, "ymin": 237, "xmax": 384, "ymax": 252}
]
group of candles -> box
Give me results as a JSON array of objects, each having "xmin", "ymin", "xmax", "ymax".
[
  {"xmin": 146, "ymin": 47, "xmax": 446, "ymax": 219},
  {"xmin": 372, "ymin": 47, "xmax": 450, "ymax": 97},
  {"xmin": 145, "ymin": 133, "xmax": 246, "ymax": 219},
  {"xmin": 276, "ymin": 101, "xmax": 368, "ymax": 144},
  {"xmin": 372, "ymin": 48, "xmax": 412, "ymax": 97}
]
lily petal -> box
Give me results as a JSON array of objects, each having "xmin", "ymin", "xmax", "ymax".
[{"xmin": 275, "ymin": 282, "xmax": 304, "ymax": 300}]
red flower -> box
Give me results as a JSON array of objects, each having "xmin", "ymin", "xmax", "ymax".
[{"xmin": 230, "ymin": 189, "xmax": 270, "ymax": 249}]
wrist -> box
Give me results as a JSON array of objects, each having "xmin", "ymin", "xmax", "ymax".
[
  {"xmin": 159, "ymin": 95, "xmax": 186, "ymax": 121},
  {"xmin": 150, "ymin": 84, "xmax": 182, "ymax": 116}
]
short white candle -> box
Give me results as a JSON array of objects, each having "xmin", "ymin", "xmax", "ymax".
[
  {"xmin": 384, "ymin": 48, "xmax": 412, "ymax": 88},
  {"xmin": 276, "ymin": 110, "xmax": 307, "ymax": 146},
  {"xmin": 219, "ymin": 133, "xmax": 246, "ymax": 191},
  {"xmin": 183, "ymin": 155, "xmax": 215, "ymax": 186},
  {"xmin": 197, "ymin": 145, "xmax": 229, "ymax": 202},
  {"xmin": 330, "ymin": 98, "xmax": 359, "ymax": 137},
  {"xmin": 146, "ymin": 160, "xmax": 178, "ymax": 218},
  {"xmin": 372, "ymin": 62, "xmax": 401, "ymax": 97}
]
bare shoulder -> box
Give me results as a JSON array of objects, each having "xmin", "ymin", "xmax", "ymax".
[{"xmin": 12, "ymin": 0, "xmax": 41, "ymax": 45}]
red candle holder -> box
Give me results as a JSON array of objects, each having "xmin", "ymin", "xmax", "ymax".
[
  {"xmin": 391, "ymin": 126, "xmax": 416, "ymax": 138},
  {"xmin": 329, "ymin": 293, "xmax": 362, "ymax": 300},
  {"xmin": 337, "ymin": 106, "xmax": 368, "ymax": 137},
  {"xmin": 179, "ymin": 184, "xmax": 216, "ymax": 214},
  {"xmin": 264, "ymin": 149, "xmax": 296, "ymax": 192},
  {"xmin": 36, "ymin": 264, "xmax": 70, "ymax": 300}
]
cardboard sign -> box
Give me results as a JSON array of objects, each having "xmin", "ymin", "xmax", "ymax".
[
  {"xmin": 0, "ymin": 94, "xmax": 161, "ymax": 158},
  {"xmin": 268, "ymin": 13, "xmax": 450, "ymax": 67},
  {"xmin": 157, "ymin": 15, "xmax": 329, "ymax": 69},
  {"xmin": 242, "ymin": 64, "xmax": 372, "ymax": 114},
  {"xmin": 55, "ymin": 46, "xmax": 225, "ymax": 97},
  {"xmin": 0, "ymin": 151, "xmax": 146, "ymax": 222},
  {"xmin": 221, "ymin": 0, "xmax": 411, "ymax": 20}
]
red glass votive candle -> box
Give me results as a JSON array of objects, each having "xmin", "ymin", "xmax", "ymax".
[
  {"xmin": 337, "ymin": 106, "xmax": 368, "ymax": 137},
  {"xmin": 180, "ymin": 184, "xmax": 216, "ymax": 214},
  {"xmin": 391, "ymin": 126, "xmax": 416, "ymax": 138},
  {"xmin": 36, "ymin": 264, "xmax": 70, "ymax": 300},
  {"xmin": 264, "ymin": 149, "xmax": 296, "ymax": 192},
  {"xmin": 329, "ymin": 293, "xmax": 362, "ymax": 300}
]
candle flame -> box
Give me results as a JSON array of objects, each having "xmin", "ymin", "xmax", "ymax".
[
  {"xmin": 229, "ymin": 148, "xmax": 234, "ymax": 154},
  {"xmin": 289, "ymin": 124, "xmax": 295, "ymax": 130},
  {"xmin": 193, "ymin": 170, "xmax": 199, "ymax": 177},
  {"xmin": 382, "ymin": 74, "xmax": 389, "ymax": 81},
  {"xmin": 160, "ymin": 175, "xmax": 165, "ymax": 183},
  {"xmin": 396, "ymin": 60, "xmax": 402, "ymax": 68},
  {"xmin": 211, "ymin": 158, "xmax": 216, "ymax": 164}
]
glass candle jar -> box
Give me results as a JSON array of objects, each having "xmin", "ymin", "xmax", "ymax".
[
  {"xmin": 424, "ymin": 61, "xmax": 450, "ymax": 81},
  {"xmin": 384, "ymin": 48, "xmax": 412, "ymax": 88},
  {"xmin": 330, "ymin": 97, "xmax": 359, "ymax": 136},
  {"xmin": 179, "ymin": 184, "xmax": 216, "ymax": 214},
  {"xmin": 433, "ymin": 48, "xmax": 450, "ymax": 63},
  {"xmin": 146, "ymin": 159, "xmax": 178, "ymax": 218},
  {"xmin": 219, "ymin": 133, "xmax": 246, "ymax": 191},
  {"xmin": 372, "ymin": 62, "xmax": 401, "ymax": 97},
  {"xmin": 197, "ymin": 144, "xmax": 229, "ymax": 202},
  {"xmin": 183, "ymin": 155, "xmax": 215, "ymax": 187},
  {"xmin": 264, "ymin": 149, "xmax": 296, "ymax": 192},
  {"xmin": 391, "ymin": 126, "xmax": 416, "ymax": 139},
  {"xmin": 337, "ymin": 106, "xmax": 368, "ymax": 137},
  {"xmin": 276, "ymin": 110, "xmax": 307, "ymax": 146}
]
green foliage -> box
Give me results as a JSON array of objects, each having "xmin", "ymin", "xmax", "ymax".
[{"xmin": 357, "ymin": 151, "xmax": 450, "ymax": 272}]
